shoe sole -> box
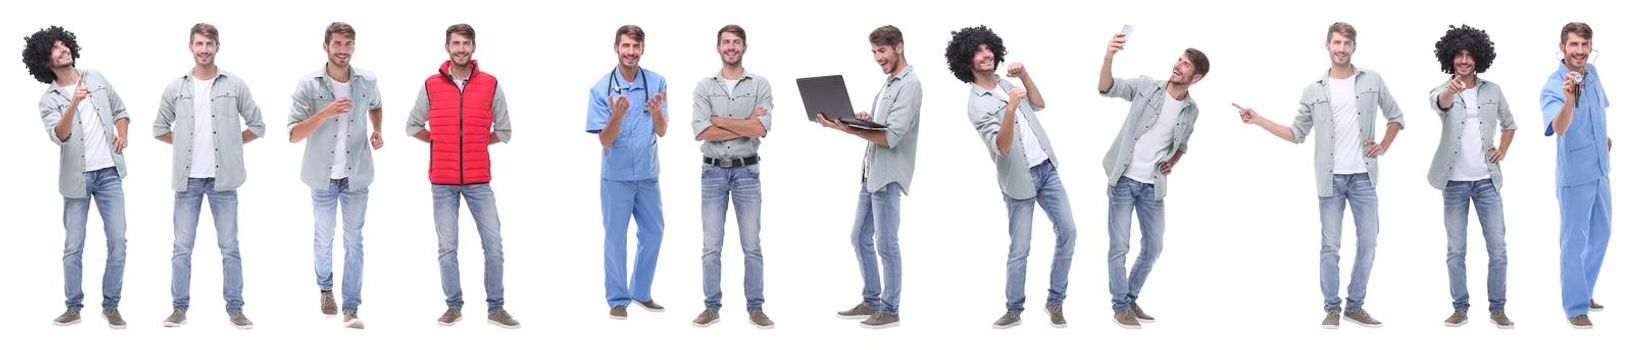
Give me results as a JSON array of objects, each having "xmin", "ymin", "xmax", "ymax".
[
  {"xmin": 1444, "ymin": 319, "xmax": 1468, "ymax": 327},
  {"xmin": 836, "ymin": 313, "xmax": 872, "ymax": 320},
  {"xmin": 610, "ymin": 314, "xmax": 628, "ymax": 320},
  {"xmin": 1489, "ymin": 319, "xmax": 1514, "ymax": 329},
  {"xmin": 324, "ymin": 313, "xmax": 338, "ymax": 318},
  {"xmin": 1342, "ymin": 315, "xmax": 1382, "ymax": 328},
  {"xmin": 992, "ymin": 320, "xmax": 1021, "ymax": 329},
  {"xmin": 233, "ymin": 324, "xmax": 254, "ymax": 330},
  {"xmin": 52, "ymin": 319, "xmax": 80, "ymax": 326},
  {"xmin": 163, "ymin": 320, "xmax": 186, "ymax": 327},
  {"xmin": 487, "ymin": 320, "xmax": 520, "ymax": 329},
  {"xmin": 860, "ymin": 321, "xmax": 899, "ymax": 329},
  {"xmin": 1051, "ymin": 321, "xmax": 1068, "ymax": 328},
  {"xmin": 437, "ymin": 317, "xmax": 462, "ymax": 326},
  {"xmin": 751, "ymin": 321, "xmax": 775, "ymax": 330},
  {"xmin": 1136, "ymin": 318, "xmax": 1155, "ymax": 324},
  {"xmin": 637, "ymin": 303, "xmax": 665, "ymax": 313},
  {"xmin": 1114, "ymin": 320, "xmax": 1141, "ymax": 330},
  {"xmin": 1321, "ymin": 324, "xmax": 1339, "ymax": 329},
  {"xmin": 1572, "ymin": 324, "xmax": 1594, "ymax": 330},
  {"xmin": 344, "ymin": 320, "xmax": 365, "ymax": 330},
  {"xmin": 692, "ymin": 318, "xmax": 719, "ymax": 327}
]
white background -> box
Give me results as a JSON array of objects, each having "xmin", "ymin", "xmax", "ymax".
[{"xmin": 2, "ymin": 0, "xmax": 1627, "ymax": 348}]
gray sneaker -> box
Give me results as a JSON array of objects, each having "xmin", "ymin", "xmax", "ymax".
[
  {"xmin": 636, "ymin": 299, "xmax": 666, "ymax": 312},
  {"xmin": 836, "ymin": 304, "xmax": 878, "ymax": 320},
  {"xmin": 749, "ymin": 309, "xmax": 775, "ymax": 329},
  {"xmin": 228, "ymin": 310, "xmax": 254, "ymax": 330},
  {"xmin": 1490, "ymin": 310, "xmax": 1514, "ymax": 329},
  {"xmin": 52, "ymin": 309, "xmax": 80, "ymax": 326},
  {"xmin": 487, "ymin": 310, "xmax": 520, "ymax": 329},
  {"xmin": 1131, "ymin": 302, "xmax": 1155, "ymax": 323},
  {"xmin": 860, "ymin": 311, "xmax": 900, "ymax": 329},
  {"xmin": 162, "ymin": 308, "xmax": 187, "ymax": 327},
  {"xmin": 1321, "ymin": 311, "xmax": 1340, "ymax": 329},
  {"xmin": 1444, "ymin": 309, "xmax": 1468, "ymax": 327},
  {"xmin": 320, "ymin": 290, "xmax": 338, "ymax": 317},
  {"xmin": 437, "ymin": 307, "xmax": 462, "ymax": 326},
  {"xmin": 1590, "ymin": 299, "xmax": 1604, "ymax": 311},
  {"xmin": 1342, "ymin": 309, "xmax": 1382, "ymax": 328},
  {"xmin": 103, "ymin": 308, "xmax": 126, "ymax": 329},
  {"xmin": 610, "ymin": 305, "xmax": 628, "ymax": 320},
  {"xmin": 1570, "ymin": 315, "xmax": 1593, "ymax": 329},
  {"xmin": 692, "ymin": 308, "xmax": 720, "ymax": 327},
  {"xmin": 1113, "ymin": 309, "xmax": 1141, "ymax": 329},
  {"xmin": 1046, "ymin": 303, "xmax": 1067, "ymax": 328},
  {"xmin": 343, "ymin": 311, "xmax": 364, "ymax": 329},
  {"xmin": 992, "ymin": 311, "xmax": 1022, "ymax": 329}
]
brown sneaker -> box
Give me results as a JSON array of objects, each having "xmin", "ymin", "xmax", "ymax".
[
  {"xmin": 1444, "ymin": 309, "xmax": 1468, "ymax": 327},
  {"xmin": 859, "ymin": 311, "xmax": 900, "ymax": 329},
  {"xmin": 1131, "ymin": 302, "xmax": 1156, "ymax": 323},
  {"xmin": 320, "ymin": 291, "xmax": 338, "ymax": 317},
  {"xmin": 1590, "ymin": 299, "xmax": 1605, "ymax": 311},
  {"xmin": 636, "ymin": 299, "xmax": 666, "ymax": 312},
  {"xmin": 1046, "ymin": 303, "xmax": 1067, "ymax": 328},
  {"xmin": 102, "ymin": 308, "xmax": 126, "ymax": 329},
  {"xmin": 1113, "ymin": 309, "xmax": 1141, "ymax": 329},
  {"xmin": 436, "ymin": 307, "xmax": 461, "ymax": 326},
  {"xmin": 487, "ymin": 310, "xmax": 520, "ymax": 329},
  {"xmin": 610, "ymin": 305, "xmax": 629, "ymax": 320},
  {"xmin": 343, "ymin": 311, "xmax": 365, "ymax": 329},
  {"xmin": 1490, "ymin": 310, "xmax": 1514, "ymax": 329},
  {"xmin": 162, "ymin": 308, "xmax": 187, "ymax": 327},
  {"xmin": 1343, "ymin": 309, "xmax": 1382, "ymax": 328},
  {"xmin": 992, "ymin": 310, "xmax": 1022, "ymax": 329},
  {"xmin": 692, "ymin": 309, "xmax": 720, "ymax": 327},
  {"xmin": 1321, "ymin": 311, "xmax": 1340, "ymax": 329},
  {"xmin": 749, "ymin": 309, "xmax": 775, "ymax": 329},
  {"xmin": 1569, "ymin": 315, "xmax": 1593, "ymax": 329},
  {"xmin": 836, "ymin": 303, "xmax": 878, "ymax": 320},
  {"xmin": 52, "ymin": 309, "xmax": 80, "ymax": 326},
  {"xmin": 228, "ymin": 310, "xmax": 254, "ymax": 330}
]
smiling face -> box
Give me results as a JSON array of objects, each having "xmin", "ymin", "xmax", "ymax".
[
  {"xmin": 324, "ymin": 34, "xmax": 354, "ymax": 69},
  {"xmin": 872, "ymin": 42, "xmax": 903, "ymax": 75},
  {"xmin": 1326, "ymin": 32, "xmax": 1355, "ymax": 67},
  {"xmin": 616, "ymin": 34, "xmax": 644, "ymax": 71},
  {"xmin": 717, "ymin": 31, "xmax": 744, "ymax": 66},
  {"xmin": 446, "ymin": 32, "xmax": 474, "ymax": 67},
  {"xmin": 1451, "ymin": 49, "xmax": 1476, "ymax": 78},
  {"xmin": 1170, "ymin": 54, "xmax": 1198, "ymax": 85},
  {"xmin": 971, "ymin": 43, "xmax": 996, "ymax": 75},
  {"xmin": 50, "ymin": 40, "xmax": 75, "ymax": 69},
  {"xmin": 190, "ymin": 33, "xmax": 218, "ymax": 67},
  {"xmin": 1561, "ymin": 31, "xmax": 1591, "ymax": 71}
]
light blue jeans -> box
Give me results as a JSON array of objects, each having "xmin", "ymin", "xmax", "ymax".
[
  {"xmin": 1004, "ymin": 161, "xmax": 1076, "ymax": 312},
  {"xmin": 1318, "ymin": 173, "xmax": 1379, "ymax": 312},
  {"xmin": 1107, "ymin": 176, "xmax": 1161, "ymax": 311},
  {"xmin": 63, "ymin": 167, "xmax": 127, "ymax": 310},
  {"xmin": 433, "ymin": 184, "xmax": 505, "ymax": 313},
  {"xmin": 851, "ymin": 181, "xmax": 903, "ymax": 314},
  {"xmin": 701, "ymin": 164, "xmax": 764, "ymax": 311},
  {"xmin": 171, "ymin": 177, "xmax": 244, "ymax": 312},
  {"xmin": 1442, "ymin": 179, "xmax": 1507, "ymax": 311},
  {"xmin": 314, "ymin": 178, "xmax": 367, "ymax": 312}
]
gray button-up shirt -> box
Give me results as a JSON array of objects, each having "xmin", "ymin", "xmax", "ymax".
[
  {"xmin": 39, "ymin": 69, "xmax": 129, "ymax": 198},
  {"xmin": 1099, "ymin": 76, "xmax": 1198, "ymax": 199},
  {"xmin": 691, "ymin": 71, "xmax": 773, "ymax": 159},
  {"xmin": 153, "ymin": 69, "xmax": 266, "ymax": 192},
  {"xmin": 862, "ymin": 66, "xmax": 923, "ymax": 194},
  {"xmin": 968, "ymin": 78, "xmax": 1057, "ymax": 200},
  {"xmin": 289, "ymin": 67, "xmax": 382, "ymax": 191},
  {"xmin": 1289, "ymin": 68, "xmax": 1405, "ymax": 197},
  {"xmin": 1426, "ymin": 78, "xmax": 1515, "ymax": 191}
]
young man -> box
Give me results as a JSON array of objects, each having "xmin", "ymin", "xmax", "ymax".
[
  {"xmin": 1426, "ymin": 25, "xmax": 1516, "ymax": 329},
  {"xmin": 406, "ymin": 23, "xmax": 519, "ymax": 329},
  {"xmin": 689, "ymin": 24, "xmax": 775, "ymax": 329},
  {"xmin": 1541, "ymin": 22, "xmax": 1612, "ymax": 330},
  {"xmin": 820, "ymin": 25, "xmax": 922, "ymax": 329},
  {"xmin": 154, "ymin": 22, "xmax": 267, "ymax": 330},
  {"xmin": 587, "ymin": 24, "xmax": 669, "ymax": 320},
  {"xmin": 288, "ymin": 21, "xmax": 385, "ymax": 329},
  {"xmin": 1098, "ymin": 30, "xmax": 1208, "ymax": 330},
  {"xmin": 27, "ymin": 26, "xmax": 131, "ymax": 329},
  {"xmin": 1234, "ymin": 22, "xmax": 1404, "ymax": 329},
  {"xmin": 945, "ymin": 25, "xmax": 1076, "ymax": 329}
]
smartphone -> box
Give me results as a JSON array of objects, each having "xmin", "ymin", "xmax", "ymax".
[{"xmin": 1120, "ymin": 25, "xmax": 1133, "ymax": 37}]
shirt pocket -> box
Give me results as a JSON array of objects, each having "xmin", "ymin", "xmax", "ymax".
[
  {"xmin": 212, "ymin": 87, "xmax": 242, "ymax": 118},
  {"xmin": 706, "ymin": 91, "xmax": 732, "ymax": 116}
]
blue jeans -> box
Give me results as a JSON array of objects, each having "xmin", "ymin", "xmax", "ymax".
[
  {"xmin": 1443, "ymin": 179, "xmax": 1508, "ymax": 311},
  {"xmin": 171, "ymin": 177, "xmax": 244, "ymax": 312},
  {"xmin": 701, "ymin": 164, "xmax": 764, "ymax": 311},
  {"xmin": 314, "ymin": 178, "xmax": 367, "ymax": 312},
  {"xmin": 1107, "ymin": 176, "xmax": 1162, "ymax": 311},
  {"xmin": 603, "ymin": 178, "xmax": 664, "ymax": 307},
  {"xmin": 1004, "ymin": 161, "xmax": 1076, "ymax": 312},
  {"xmin": 851, "ymin": 181, "xmax": 904, "ymax": 314},
  {"xmin": 433, "ymin": 184, "xmax": 505, "ymax": 313},
  {"xmin": 1318, "ymin": 173, "xmax": 1379, "ymax": 312},
  {"xmin": 1558, "ymin": 178, "xmax": 1612, "ymax": 318},
  {"xmin": 63, "ymin": 167, "xmax": 127, "ymax": 310}
]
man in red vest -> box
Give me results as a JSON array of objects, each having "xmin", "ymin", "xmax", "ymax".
[{"xmin": 406, "ymin": 23, "xmax": 518, "ymax": 329}]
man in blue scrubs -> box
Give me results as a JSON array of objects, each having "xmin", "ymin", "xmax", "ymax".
[
  {"xmin": 587, "ymin": 24, "xmax": 669, "ymax": 320},
  {"xmin": 1541, "ymin": 22, "xmax": 1613, "ymax": 330}
]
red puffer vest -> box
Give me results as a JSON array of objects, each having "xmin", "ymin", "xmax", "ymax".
[{"xmin": 424, "ymin": 60, "xmax": 497, "ymax": 185}]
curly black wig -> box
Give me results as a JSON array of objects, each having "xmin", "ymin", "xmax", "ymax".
[
  {"xmin": 945, "ymin": 25, "xmax": 1005, "ymax": 84},
  {"xmin": 22, "ymin": 26, "xmax": 79, "ymax": 84},
  {"xmin": 1434, "ymin": 25, "xmax": 1495, "ymax": 75}
]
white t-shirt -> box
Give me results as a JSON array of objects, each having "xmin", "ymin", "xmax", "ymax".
[
  {"xmin": 330, "ymin": 80, "xmax": 352, "ymax": 179},
  {"xmin": 1125, "ymin": 92, "xmax": 1183, "ymax": 184},
  {"xmin": 723, "ymin": 78, "xmax": 740, "ymax": 96},
  {"xmin": 1450, "ymin": 89, "xmax": 1490, "ymax": 181},
  {"xmin": 188, "ymin": 78, "xmax": 217, "ymax": 178},
  {"xmin": 61, "ymin": 83, "xmax": 116, "ymax": 172},
  {"xmin": 1328, "ymin": 76, "xmax": 1367, "ymax": 175}
]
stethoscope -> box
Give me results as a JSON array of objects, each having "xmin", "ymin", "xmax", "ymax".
[
  {"xmin": 1555, "ymin": 49, "xmax": 1599, "ymax": 107},
  {"xmin": 607, "ymin": 67, "xmax": 649, "ymax": 102}
]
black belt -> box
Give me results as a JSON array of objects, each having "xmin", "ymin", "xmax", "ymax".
[{"xmin": 704, "ymin": 156, "xmax": 760, "ymax": 168}]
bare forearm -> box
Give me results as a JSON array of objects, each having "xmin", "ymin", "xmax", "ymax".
[
  {"xmin": 242, "ymin": 129, "xmax": 258, "ymax": 143},
  {"xmin": 696, "ymin": 127, "xmax": 744, "ymax": 141},
  {"xmin": 599, "ymin": 114, "xmax": 625, "ymax": 148},
  {"xmin": 1098, "ymin": 57, "xmax": 1114, "ymax": 94},
  {"xmin": 1256, "ymin": 119, "xmax": 1297, "ymax": 143},
  {"xmin": 652, "ymin": 113, "xmax": 668, "ymax": 137},
  {"xmin": 1379, "ymin": 123, "xmax": 1402, "ymax": 148},
  {"xmin": 852, "ymin": 129, "xmax": 889, "ymax": 145},
  {"xmin": 414, "ymin": 130, "xmax": 431, "ymax": 143},
  {"xmin": 115, "ymin": 118, "xmax": 128, "ymax": 139},
  {"xmin": 1436, "ymin": 90, "xmax": 1456, "ymax": 110},
  {"xmin": 1553, "ymin": 104, "xmax": 1575, "ymax": 135},
  {"xmin": 996, "ymin": 108, "xmax": 1017, "ymax": 156},
  {"xmin": 1498, "ymin": 129, "xmax": 1515, "ymax": 153},
  {"xmin": 716, "ymin": 118, "xmax": 766, "ymax": 138},
  {"xmin": 289, "ymin": 114, "xmax": 329, "ymax": 143},
  {"xmin": 1019, "ymin": 75, "xmax": 1045, "ymax": 109},
  {"xmin": 156, "ymin": 132, "xmax": 173, "ymax": 144},
  {"xmin": 54, "ymin": 105, "xmax": 77, "ymax": 141}
]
